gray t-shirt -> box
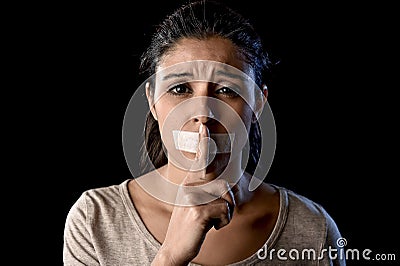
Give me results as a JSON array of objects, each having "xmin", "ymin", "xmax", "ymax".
[{"xmin": 63, "ymin": 179, "xmax": 346, "ymax": 265}]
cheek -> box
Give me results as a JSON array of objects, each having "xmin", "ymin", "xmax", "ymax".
[
  {"xmin": 230, "ymin": 102, "xmax": 253, "ymax": 131},
  {"xmin": 154, "ymin": 100, "xmax": 172, "ymax": 126},
  {"xmin": 153, "ymin": 101, "xmax": 173, "ymax": 150}
]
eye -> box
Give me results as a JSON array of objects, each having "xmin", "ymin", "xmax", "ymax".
[
  {"xmin": 215, "ymin": 87, "xmax": 238, "ymax": 97},
  {"xmin": 167, "ymin": 85, "xmax": 192, "ymax": 96}
]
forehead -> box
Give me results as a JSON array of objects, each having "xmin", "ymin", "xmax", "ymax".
[
  {"xmin": 155, "ymin": 60, "xmax": 254, "ymax": 89},
  {"xmin": 157, "ymin": 37, "xmax": 253, "ymax": 78}
]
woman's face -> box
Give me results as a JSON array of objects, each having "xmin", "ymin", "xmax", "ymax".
[{"xmin": 149, "ymin": 37, "xmax": 263, "ymax": 170}]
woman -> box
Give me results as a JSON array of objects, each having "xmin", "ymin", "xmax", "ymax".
[{"xmin": 63, "ymin": 1, "xmax": 346, "ymax": 265}]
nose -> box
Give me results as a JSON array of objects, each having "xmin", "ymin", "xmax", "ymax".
[
  {"xmin": 194, "ymin": 106, "xmax": 215, "ymax": 123},
  {"xmin": 193, "ymin": 96, "xmax": 215, "ymax": 124},
  {"xmin": 190, "ymin": 82, "xmax": 216, "ymax": 124}
]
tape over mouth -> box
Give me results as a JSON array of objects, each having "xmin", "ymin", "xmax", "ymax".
[{"xmin": 172, "ymin": 130, "xmax": 234, "ymax": 154}]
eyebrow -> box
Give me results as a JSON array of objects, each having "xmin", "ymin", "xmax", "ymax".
[
  {"xmin": 162, "ymin": 72, "xmax": 194, "ymax": 80},
  {"xmin": 215, "ymin": 70, "xmax": 247, "ymax": 82}
]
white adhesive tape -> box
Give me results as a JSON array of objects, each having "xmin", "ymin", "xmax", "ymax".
[{"xmin": 172, "ymin": 130, "xmax": 234, "ymax": 154}]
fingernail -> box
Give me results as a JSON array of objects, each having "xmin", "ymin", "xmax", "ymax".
[{"xmin": 199, "ymin": 123, "xmax": 203, "ymax": 133}]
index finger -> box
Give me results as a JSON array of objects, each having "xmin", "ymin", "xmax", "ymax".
[{"xmin": 182, "ymin": 123, "xmax": 210, "ymax": 186}]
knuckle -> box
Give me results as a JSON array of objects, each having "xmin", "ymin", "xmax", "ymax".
[{"xmin": 189, "ymin": 207, "xmax": 203, "ymax": 220}]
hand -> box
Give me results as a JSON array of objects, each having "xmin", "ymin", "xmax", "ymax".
[{"xmin": 152, "ymin": 124, "xmax": 235, "ymax": 265}]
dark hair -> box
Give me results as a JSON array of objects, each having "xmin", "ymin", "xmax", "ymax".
[{"xmin": 139, "ymin": 0, "xmax": 271, "ymax": 174}]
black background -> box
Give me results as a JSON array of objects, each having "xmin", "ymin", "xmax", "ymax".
[{"xmin": 21, "ymin": 0, "xmax": 398, "ymax": 265}]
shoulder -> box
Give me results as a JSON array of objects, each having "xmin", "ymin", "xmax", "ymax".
[
  {"xmin": 260, "ymin": 184, "xmax": 345, "ymax": 265},
  {"xmin": 278, "ymin": 185, "xmax": 333, "ymax": 221},
  {"xmin": 272, "ymin": 184, "xmax": 342, "ymax": 243},
  {"xmin": 82, "ymin": 180, "xmax": 128, "ymax": 203},
  {"xmin": 67, "ymin": 179, "xmax": 132, "ymax": 221}
]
